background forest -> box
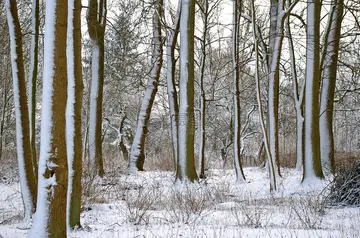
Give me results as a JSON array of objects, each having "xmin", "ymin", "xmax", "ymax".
[{"xmin": 0, "ymin": 0, "xmax": 360, "ymax": 237}]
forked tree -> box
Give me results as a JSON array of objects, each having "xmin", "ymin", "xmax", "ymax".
[
  {"xmin": 319, "ymin": 0, "xmax": 343, "ymax": 174},
  {"xmin": 28, "ymin": 0, "xmax": 69, "ymax": 236},
  {"xmin": 129, "ymin": 0, "xmax": 164, "ymax": 173},
  {"xmin": 66, "ymin": 0, "xmax": 83, "ymax": 229},
  {"xmin": 5, "ymin": 0, "xmax": 37, "ymax": 220}
]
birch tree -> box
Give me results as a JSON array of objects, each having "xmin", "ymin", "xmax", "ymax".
[
  {"xmin": 5, "ymin": 0, "xmax": 37, "ymax": 220},
  {"xmin": 129, "ymin": 0, "xmax": 164, "ymax": 173},
  {"xmin": 67, "ymin": 0, "xmax": 83, "ymax": 229},
  {"xmin": 302, "ymin": 0, "xmax": 324, "ymax": 182},
  {"xmin": 28, "ymin": 0, "xmax": 68, "ymax": 236},
  {"xmin": 232, "ymin": 0, "xmax": 246, "ymax": 183},
  {"xmin": 87, "ymin": 0, "xmax": 107, "ymax": 177},
  {"xmin": 319, "ymin": 0, "xmax": 343, "ymax": 174},
  {"xmin": 176, "ymin": 0, "xmax": 198, "ymax": 182},
  {"xmin": 28, "ymin": 0, "xmax": 40, "ymax": 180},
  {"xmin": 165, "ymin": 0, "xmax": 181, "ymax": 169}
]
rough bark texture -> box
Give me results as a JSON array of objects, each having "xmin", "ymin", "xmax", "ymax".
[
  {"xmin": 319, "ymin": 0, "xmax": 343, "ymax": 174},
  {"xmin": 28, "ymin": 0, "xmax": 69, "ymax": 236},
  {"xmin": 232, "ymin": 0, "xmax": 246, "ymax": 183},
  {"xmin": 87, "ymin": 0, "xmax": 106, "ymax": 177},
  {"xmin": 129, "ymin": 0, "xmax": 163, "ymax": 173},
  {"xmin": 67, "ymin": 0, "xmax": 83, "ymax": 229},
  {"xmin": 6, "ymin": 0, "xmax": 37, "ymax": 218},
  {"xmin": 302, "ymin": 0, "xmax": 324, "ymax": 182},
  {"xmin": 176, "ymin": 0, "xmax": 198, "ymax": 182}
]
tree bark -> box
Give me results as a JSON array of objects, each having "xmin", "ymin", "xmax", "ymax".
[
  {"xmin": 302, "ymin": 0, "xmax": 324, "ymax": 183},
  {"xmin": 176, "ymin": 0, "xmax": 198, "ymax": 182},
  {"xmin": 66, "ymin": 0, "xmax": 83, "ymax": 229},
  {"xmin": 129, "ymin": 0, "xmax": 163, "ymax": 173},
  {"xmin": 87, "ymin": 0, "xmax": 107, "ymax": 177},
  {"xmin": 28, "ymin": 0, "xmax": 68, "ymax": 236},
  {"xmin": 319, "ymin": 0, "xmax": 343, "ymax": 174},
  {"xmin": 5, "ymin": 0, "xmax": 37, "ymax": 220}
]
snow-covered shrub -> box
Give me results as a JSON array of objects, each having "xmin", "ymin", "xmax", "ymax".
[{"xmin": 326, "ymin": 160, "xmax": 360, "ymax": 207}]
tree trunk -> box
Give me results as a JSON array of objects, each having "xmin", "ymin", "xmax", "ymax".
[
  {"xmin": 302, "ymin": 0, "xmax": 324, "ymax": 183},
  {"xmin": 66, "ymin": 0, "xmax": 83, "ymax": 229},
  {"xmin": 87, "ymin": 0, "xmax": 107, "ymax": 177},
  {"xmin": 5, "ymin": 0, "xmax": 37, "ymax": 220},
  {"xmin": 28, "ymin": 0, "xmax": 68, "ymax": 236},
  {"xmin": 28, "ymin": 0, "xmax": 40, "ymax": 181},
  {"xmin": 176, "ymin": 0, "xmax": 198, "ymax": 182},
  {"xmin": 319, "ymin": 0, "xmax": 343, "ymax": 174},
  {"xmin": 129, "ymin": 0, "xmax": 163, "ymax": 173},
  {"xmin": 232, "ymin": 0, "xmax": 246, "ymax": 183},
  {"xmin": 166, "ymin": 0, "xmax": 181, "ymax": 170}
]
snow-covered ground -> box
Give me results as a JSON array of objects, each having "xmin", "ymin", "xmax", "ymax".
[{"xmin": 1, "ymin": 167, "xmax": 359, "ymax": 237}]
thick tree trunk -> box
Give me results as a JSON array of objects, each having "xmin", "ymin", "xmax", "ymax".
[
  {"xmin": 66, "ymin": 0, "xmax": 83, "ymax": 229},
  {"xmin": 319, "ymin": 0, "xmax": 343, "ymax": 174},
  {"xmin": 302, "ymin": 0, "xmax": 324, "ymax": 183},
  {"xmin": 28, "ymin": 0, "xmax": 39, "ymax": 181},
  {"xmin": 232, "ymin": 0, "xmax": 246, "ymax": 183},
  {"xmin": 28, "ymin": 0, "xmax": 68, "ymax": 236},
  {"xmin": 87, "ymin": 0, "xmax": 107, "ymax": 177},
  {"xmin": 176, "ymin": 0, "xmax": 198, "ymax": 182},
  {"xmin": 5, "ymin": 0, "xmax": 37, "ymax": 220},
  {"xmin": 129, "ymin": 0, "xmax": 163, "ymax": 173}
]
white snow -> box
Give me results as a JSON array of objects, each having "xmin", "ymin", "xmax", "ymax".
[
  {"xmin": 1, "ymin": 167, "xmax": 359, "ymax": 237},
  {"xmin": 27, "ymin": 0, "xmax": 57, "ymax": 236},
  {"xmin": 5, "ymin": 0, "xmax": 34, "ymax": 221}
]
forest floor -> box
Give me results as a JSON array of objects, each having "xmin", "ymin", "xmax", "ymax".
[{"xmin": 1, "ymin": 167, "xmax": 360, "ymax": 237}]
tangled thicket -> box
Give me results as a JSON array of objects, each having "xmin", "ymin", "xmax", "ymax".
[{"xmin": 326, "ymin": 160, "xmax": 360, "ymax": 207}]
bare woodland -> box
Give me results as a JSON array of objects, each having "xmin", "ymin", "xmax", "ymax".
[{"xmin": 0, "ymin": 0, "xmax": 360, "ymax": 237}]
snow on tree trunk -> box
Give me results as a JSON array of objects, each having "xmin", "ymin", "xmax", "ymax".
[
  {"xmin": 197, "ymin": 0, "xmax": 209, "ymax": 179},
  {"xmin": 28, "ymin": 0, "xmax": 39, "ymax": 181},
  {"xmin": 66, "ymin": 0, "xmax": 83, "ymax": 229},
  {"xmin": 28, "ymin": 0, "xmax": 68, "ymax": 236},
  {"xmin": 232, "ymin": 0, "xmax": 246, "ymax": 183},
  {"xmin": 5, "ymin": 0, "xmax": 37, "ymax": 220},
  {"xmin": 302, "ymin": 0, "xmax": 324, "ymax": 183},
  {"xmin": 250, "ymin": 0, "xmax": 276, "ymax": 191},
  {"xmin": 129, "ymin": 0, "xmax": 163, "ymax": 173},
  {"xmin": 286, "ymin": 8, "xmax": 304, "ymax": 171},
  {"xmin": 176, "ymin": 0, "xmax": 198, "ymax": 182},
  {"xmin": 166, "ymin": 0, "xmax": 181, "ymax": 169},
  {"xmin": 87, "ymin": 0, "xmax": 106, "ymax": 177},
  {"xmin": 320, "ymin": 0, "xmax": 343, "ymax": 174}
]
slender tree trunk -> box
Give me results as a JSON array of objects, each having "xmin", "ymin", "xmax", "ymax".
[
  {"xmin": 197, "ymin": 0, "xmax": 209, "ymax": 179},
  {"xmin": 166, "ymin": 0, "xmax": 181, "ymax": 170},
  {"xmin": 302, "ymin": 0, "xmax": 324, "ymax": 183},
  {"xmin": 286, "ymin": 9, "xmax": 305, "ymax": 171},
  {"xmin": 319, "ymin": 0, "xmax": 343, "ymax": 174},
  {"xmin": 28, "ymin": 0, "xmax": 68, "ymax": 236},
  {"xmin": 5, "ymin": 0, "xmax": 37, "ymax": 220},
  {"xmin": 250, "ymin": 0, "xmax": 277, "ymax": 191},
  {"xmin": 87, "ymin": 0, "xmax": 107, "ymax": 177},
  {"xmin": 129, "ymin": 0, "xmax": 163, "ymax": 173},
  {"xmin": 176, "ymin": 0, "xmax": 198, "ymax": 182},
  {"xmin": 232, "ymin": 0, "xmax": 246, "ymax": 183},
  {"xmin": 28, "ymin": 0, "xmax": 40, "ymax": 180},
  {"xmin": 66, "ymin": 0, "xmax": 83, "ymax": 229}
]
